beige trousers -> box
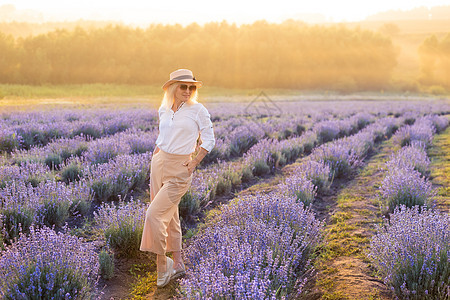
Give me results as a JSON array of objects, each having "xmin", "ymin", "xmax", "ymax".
[{"xmin": 140, "ymin": 150, "xmax": 192, "ymax": 255}]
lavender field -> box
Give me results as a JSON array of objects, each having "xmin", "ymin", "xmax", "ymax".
[{"xmin": 0, "ymin": 98, "xmax": 449, "ymax": 299}]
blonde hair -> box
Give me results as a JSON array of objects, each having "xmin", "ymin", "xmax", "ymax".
[{"xmin": 160, "ymin": 82, "xmax": 199, "ymax": 111}]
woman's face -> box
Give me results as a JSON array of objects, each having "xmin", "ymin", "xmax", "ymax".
[{"xmin": 174, "ymin": 83, "xmax": 196, "ymax": 102}]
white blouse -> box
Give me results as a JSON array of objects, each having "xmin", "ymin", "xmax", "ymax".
[{"xmin": 155, "ymin": 102, "xmax": 215, "ymax": 155}]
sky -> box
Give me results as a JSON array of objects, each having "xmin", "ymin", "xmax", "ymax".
[{"xmin": 2, "ymin": 0, "xmax": 450, "ymax": 25}]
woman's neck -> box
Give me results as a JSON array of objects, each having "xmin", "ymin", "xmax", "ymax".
[{"xmin": 172, "ymin": 100, "xmax": 184, "ymax": 111}]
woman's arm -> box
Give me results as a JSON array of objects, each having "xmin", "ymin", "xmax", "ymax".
[{"xmin": 184, "ymin": 147, "xmax": 208, "ymax": 175}]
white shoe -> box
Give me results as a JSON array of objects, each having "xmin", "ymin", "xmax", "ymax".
[
  {"xmin": 172, "ymin": 261, "xmax": 186, "ymax": 279},
  {"xmin": 157, "ymin": 257, "xmax": 175, "ymax": 288}
]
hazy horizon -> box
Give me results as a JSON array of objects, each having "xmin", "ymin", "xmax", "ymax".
[{"xmin": 1, "ymin": 1, "xmax": 450, "ymax": 26}]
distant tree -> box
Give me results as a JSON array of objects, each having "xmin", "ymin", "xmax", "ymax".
[
  {"xmin": 418, "ymin": 34, "xmax": 450, "ymax": 88},
  {"xmin": 379, "ymin": 23, "xmax": 400, "ymax": 37},
  {"xmin": 2, "ymin": 21, "xmax": 398, "ymax": 91},
  {"xmin": 0, "ymin": 32, "xmax": 17, "ymax": 82}
]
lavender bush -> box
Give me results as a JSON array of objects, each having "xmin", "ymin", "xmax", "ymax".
[
  {"xmin": 70, "ymin": 121, "xmax": 103, "ymax": 139},
  {"xmin": 0, "ymin": 161, "xmax": 53, "ymax": 188},
  {"xmin": 0, "ymin": 226, "xmax": 99, "ymax": 299},
  {"xmin": 9, "ymin": 136, "xmax": 89, "ymax": 167},
  {"xmin": 214, "ymin": 161, "xmax": 242, "ymax": 196},
  {"xmin": 279, "ymin": 174, "xmax": 317, "ymax": 206},
  {"xmin": 181, "ymin": 167, "xmax": 217, "ymax": 217},
  {"xmin": 294, "ymin": 160, "xmax": 332, "ymax": 193},
  {"xmin": 352, "ymin": 112, "xmax": 375, "ymax": 130},
  {"xmin": 16, "ymin": 123, "xmax": 64, "ymax": 150},
  {"xmin": 228, "ymin": 123, "xmax": 265, "ymax": 157},
  {"xmin": 368, "ymin": 206, "xmax": 450, "ymax": 299},
  {"xmin": 385, "ymin": 143, "xmax": 430, "ymax": 176},
  {"xmin": 178, "ymin": 193, "xmax": 322, "ymax": 299},
  {"xmin": 0, "ymin": 128, "xmax": 23, "ymax": 153},
  {"xmin": 60, "ymin": 157, "xmax": 87, "ymax": 184},
  {"xmin": 83, "ymin": 136, "xmax": 132, "ymax": 165},
  {"xmin": 0, "ymin": 179, "xmax": 92, "ymax": 243},
  {"xmin": 0, "ymin": 206, "xmax": 34, "ymax": 245},
  {"xmin": 278, "ymin": 135, "xmax": 308, "ymax": 163},
  {"xmin": 393, "ymin": 119, "xmax": 436, "ymax": 148},
  {"xmin": 310, "ymin": 141, "xmax": 361, "ymax": 178},
  {"xmin": 379, "ymin": 167, "xmax": 435, "ymax": 213},
  {"xmin": 88, "ymin": 152, "xmax": 150, "ymax": 202},
  {"xmin": 422, "ymin": 114, "xmax": 449, "ymax": 133},
  {"xmin": 99, "ymin": 247, "xmax": 115, "ymax": 280},
  {"xmin": 313, "ymin": 120, "xmax": 341, "ymax": 143},
  {"xmin": 94, "ymin": 198, "xmax": 147, "ymax": 258}
]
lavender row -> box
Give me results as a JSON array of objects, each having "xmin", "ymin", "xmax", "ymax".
[
  {"xmin": 370, "ymin": 114, "xmax": 449, "ymax": 299},
  {"xmin": 2, "ymin": 100, "xmax": 446, "ymax": 154},
  {"xmin": 0, "ymin": 108, "xmax": 159, "ymax": 152},
  {"xmin": 368, "ymin": 206, "xmax": 449, "ymax": 299},
  {"xmin": 5, "ymin": 113, "xmax": 307, "ymax": 170},
  {"xmin": 0, "ymin": 105, "xmax": 308, "ymax": 155},
  {"xmin": 0, "ymin": 179, "xmax": 92, "ymax": 243},
  {"xmin": 178, "ymin": 193, "xmax": 322, "ymax": 299},
  {"xmin": 210, "ymin": 111, "xmax": 369, "ymax": 161},
  {"xmin": 205, "ymin": 100, "xmax": 449, "ymax": 122},
  {"xmin": 379, "ymin": 115, "xmax": 449, "ymax": 213},
  {"xmin": 9, "ymin": 127, "xmax": 158, "ymax": 167},
  {"xmin": 0, "ymin": 225, "xmax": 99, "ymax": 299},
  {"xmin": 181, "ymin": 114, "xmax": 402, "ymax": 222},
  {"xmin": 281, "ymin": 115, "xmax": 404, "ymax": 207}
]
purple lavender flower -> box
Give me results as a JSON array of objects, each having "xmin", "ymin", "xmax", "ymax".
[
  {"xmin": 313, "ymin": 120, "xmax": 341, "ymax": 143},
  {"xmin": 379, "ymin": 167, "xmax": 435, "ymax": 213},
  {"xmin": 178, "ymin": 193, "xmax": 322, "ymax": 299},
  {"xmin": 385, "ymin": 143, "xmax": 430, "ymax": 176},
  {"xmin": 310, "ymin": 140, "xmax": 361, "ymax": 178},
  {"xmin": 0, "ymin": 226, "xmax": 99, "ymax": 299},
  {"xmin": 228, "ymin": 122, "xmax": 265, "ymax": 157},
  {"xmin": 294, "ymin": 160, "xmax": 332, "ymax": 193},
  {"xmin": 421, "ymin": 114, "xmax": 449, "ymax": 133},
  {"xmin": 368, "ymin": 206, "xmax": 449, "ymax": 299},
  {"xmin": 0, "ymin": 128, "xmax": 23, "ymax": 153},
  {"xmin": 0, "ymin": 179, "xmax": 92, "ymax": 242},
  {"xmin": 278, "ymin": 174, "xmax": 317, "ymax": 206},
  {"xmin": 94, "ymin": 198, "xmax": 147, "ymax": 258},
  {"xmin": 87, "ymin": 152, "xmax": 151, "ymax": 201},
  {"xmin": 393, "ymin": 119, "xmax": 436, "ymax": 148}
]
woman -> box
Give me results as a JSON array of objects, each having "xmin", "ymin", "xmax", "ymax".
[{"xmin": 140, "ymin": 69, "xmax": 215, "ymax": 288}]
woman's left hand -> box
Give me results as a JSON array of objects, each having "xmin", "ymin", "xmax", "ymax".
[
  {"xmin": 183, "ymin": 148, "xmax": 207, "ymax": 175},
  {"xmin": 183, "ymin": 159, "xmax": 198, "ymax": 175}
]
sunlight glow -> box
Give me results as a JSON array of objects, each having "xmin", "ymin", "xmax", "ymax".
[{"xmin": 3, "ymin": 0, "xmax": 450, "ymax": 25}]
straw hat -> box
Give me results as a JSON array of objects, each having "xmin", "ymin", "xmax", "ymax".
[{"xmin": 162, "ymin": 69, "xmax": 203, "ymax": 90}]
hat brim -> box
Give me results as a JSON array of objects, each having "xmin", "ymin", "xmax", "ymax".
[{"xmin": 162, "ymin": 79, "xmax": 203, "ymax": 90}]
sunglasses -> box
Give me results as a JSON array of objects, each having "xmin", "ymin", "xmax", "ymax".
[{"xmin": 179, "ymin": 84, "xmax": 197, "ymax": 92}]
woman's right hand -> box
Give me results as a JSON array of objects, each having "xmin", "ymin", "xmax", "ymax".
[{"xmin": 153, "ymin": 146, "xmax": 160, "ymax": 156}]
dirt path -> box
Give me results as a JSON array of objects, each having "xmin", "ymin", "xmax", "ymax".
[
  {"xmin": 299, "ymin": 140, "xmax": 397, "ymax": 300},
  {"xmin": 429, "ymin": 126, "xmax": 450, "ymax": 212}
]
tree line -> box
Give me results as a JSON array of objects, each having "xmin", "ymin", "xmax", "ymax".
[
  {"xmin": 419, "ymin": 33, "xmax": 450, "ymax": 90},
  {"xmin": 0, "ymin": 20, "xmax": 399, "ymax": 90}
]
